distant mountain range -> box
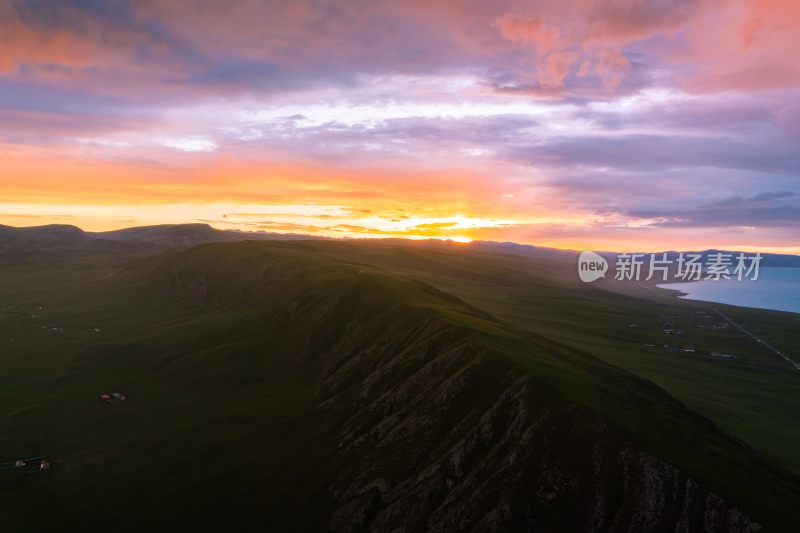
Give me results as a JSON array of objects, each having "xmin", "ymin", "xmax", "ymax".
[
  {"xmin": 476, "ymin": 240, "xmax": 800, "ymax": 268},
  {"xmin": 0, "ymin": 223, "xmax": 317, "ymax": 263},
  {"xmin": 2, "ymin": 223, "xmax": 798, "ymax": 266},
  {"xmin": 0, "ymin": 222, "xmax": 315, "ymax": 247}
]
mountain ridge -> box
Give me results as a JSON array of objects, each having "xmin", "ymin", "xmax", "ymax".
[{"xmin": 147, "ymin": 240, "xmax": 799, "ymax": 531}]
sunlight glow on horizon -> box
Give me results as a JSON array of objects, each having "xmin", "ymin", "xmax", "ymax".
[
  {"xmin": 1, "ymin": 0, "xmax": 798, "ymax": 253},
  {"xmin": 2, "ymin": 201, "xmax": 798, "ymax": 255}
]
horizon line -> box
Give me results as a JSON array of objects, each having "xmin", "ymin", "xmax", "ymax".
[{"xmin": 3, "ymin": 220, "xmax": 799, "ymax": 257}]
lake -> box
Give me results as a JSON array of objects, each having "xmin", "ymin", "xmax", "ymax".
[{"xmin": 658, "ymin": 267, "xmax": 800, "ymax": 314}]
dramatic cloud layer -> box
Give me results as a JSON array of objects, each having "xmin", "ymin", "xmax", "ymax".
[{"xmin": 0, "ymin": 0, "xmax": 798, "ymax": 252}]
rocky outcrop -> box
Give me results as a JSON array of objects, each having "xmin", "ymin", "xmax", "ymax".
[{"xmin": 306, "ymin": 317, "xmax": 761, "ymax": 533}]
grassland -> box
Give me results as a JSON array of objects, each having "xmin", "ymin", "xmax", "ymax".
[{"xmin": 1, "ymin": 239, "xmax": 798, "ymax": 531}]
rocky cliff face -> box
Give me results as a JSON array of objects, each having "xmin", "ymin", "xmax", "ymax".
[
  {"xmin": 305, "ymin": 318, "xmax": 760, "ymax": 533},
  {"xmin": 261, "ymin": 293, "xmax": 761, "ymax": 531}
]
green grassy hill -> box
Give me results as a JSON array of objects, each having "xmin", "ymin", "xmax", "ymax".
[{"xmin": 1, "ymin": 239, "xmax": 798, "ymax": 531}]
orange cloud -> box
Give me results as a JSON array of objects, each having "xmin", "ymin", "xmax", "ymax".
[{"xmin": 493, "ymin": 14, "xmax": 560, "ymax": 50}]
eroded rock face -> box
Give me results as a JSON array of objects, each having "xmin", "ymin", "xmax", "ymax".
[{"xmin": 313, "ymin": 323, "xmax": 760, "ymax": 533}]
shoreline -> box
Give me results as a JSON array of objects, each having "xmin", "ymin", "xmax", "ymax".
[{"xmin": 656, "ymin": 280, "xmax": 800, "ymax": 316}]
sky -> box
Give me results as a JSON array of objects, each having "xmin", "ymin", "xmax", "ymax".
[{"xmin": 1, "ymin": 0, "xmax": 799, "ymax": 253}]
